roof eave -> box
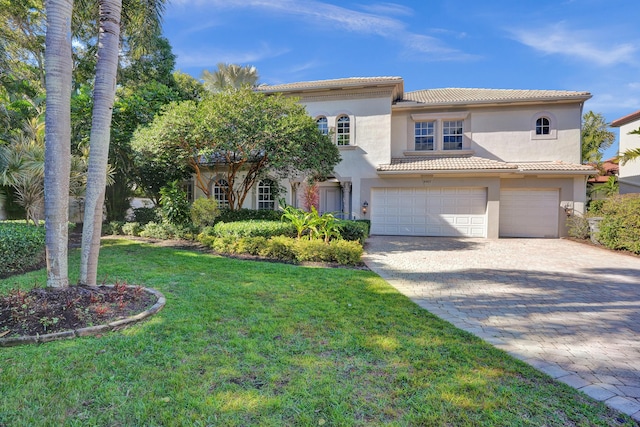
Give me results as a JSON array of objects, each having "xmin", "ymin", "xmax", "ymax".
[{"xmin": 393, "ymin": 95, "xmax": 592, "ymax": 110}]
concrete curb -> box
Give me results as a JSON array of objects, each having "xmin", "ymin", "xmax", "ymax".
[{"xmin": 0, "ymin": 286, "xmax": 165, "ymax": 347}]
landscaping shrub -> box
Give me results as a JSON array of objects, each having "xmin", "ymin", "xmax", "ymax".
[
  {"xmin": 258, "ymin": 236, "xmax": 297, "ymax": 261},
  {"xmin": 121, "ymin": 222, "xmax": 142, "ymax": 236},
  {"xmin": 337, "ymin": 220, "xmax": 370, "ymax": 244},
  {"xmin": 132, "ymin": 206, "xmax": 160, "ymax": 225},
  {"xmin": 198, "ymin": 235, "xmax": 364, "ymax": 265},
  {"xmin": 587, "ymin": 199, "xmax": 606, "ymax": 215},
  {"xmin": 212, "ymin": 220, "xmax": 297, "ymax": 239},
  {"xmin": 216, "ymin": 208, "xmax": 282, "ymax": 224},
  {"xmin": 0, "ymin": 222, "xmax": 46, "ymax": 277},
  {"xmin": 330, "ymin": 239, "xmax": 364, "ymax": 265},
  {"xmin": 102, "ymin": 221, "xmax": 124, "ymax": 235},
  {"xmin": 597, "ymin": 194, "xmax": 640, "ymax": 254},
  {"xmin": 190, "ymin": 198, "xmax": 220, "ymax": 228},
  {"xmin": 565, "ymin": 214, "xmax": 590, "ymax": 240},
  {"xmin": 138, "ymin": 221, "xmax": 197, "ymax": 240},
  {"xmin": 159, "ymin": 180, "xmax": 191, "ymax": 226},
  {"xmin": 293, "ymin": 238, "xmax": 332, "ymax": 262}
]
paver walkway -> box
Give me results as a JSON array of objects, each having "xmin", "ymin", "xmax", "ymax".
[{"xmin": 363, "ymin": 236, "xmax": 640, "ymax": 422}]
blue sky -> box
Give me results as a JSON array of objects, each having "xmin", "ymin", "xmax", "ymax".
[{"xmin": 162, "ymin": 0, "xmax": 640, "ymax": 159}]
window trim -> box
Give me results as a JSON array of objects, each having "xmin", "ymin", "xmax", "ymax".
[
  {"xmin": 212, "ymin": 178, "xmax": 229, "ymax": 208},
  {"xmin": 336, "ymin": 115, "xmax": 350, "ymax": 146},
  {"xmin": 531, "ymin": 112, "xmax": 558, "ymax": 140},
  {"xmin": 256, "ymin": 178, "xmax": 276, "ymax": 210},
  {"xmin": 414, "ymin": 121, "xmax": 435, "ymax": 151},
  {"xmin": 316, "ymin": 116, "xmax": 328, "ymax": 136},
  {"xmin": 410, "ymin": 113, "xmax": 469, "ymax": 152}
]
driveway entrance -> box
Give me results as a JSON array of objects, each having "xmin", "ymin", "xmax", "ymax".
[{"xmin": 363, "ymin": 236, "xmax": 640, "ymax": 421}]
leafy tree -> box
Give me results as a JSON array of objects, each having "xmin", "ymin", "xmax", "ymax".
[
  {"xmin": 131, "ymin": 88, "xmax": 341, "ymax": 210},
  {"xmin": 201, "ymin": 63, "xmax": 259, "ymax": 93},
  {"xmin": 581, "ymin": 111, "xmax": 615, "ymax": 163}
]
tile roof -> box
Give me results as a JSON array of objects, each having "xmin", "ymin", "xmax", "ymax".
[
  {"xmin": 378, "ymin": 156, "xmax": 596, "ymax": 173},
  {"xmin": 611, "ymin": 109, "xmax": 640, "ymax": 127},
  {"xmin": 401, "ymin": 88, "xmax": 592, "ymax": 106},
  {"xmin": 378, "ymin": 156, "xmax": 517, "ymax": 171},
  {"xmin": 255, "ymin": 77, "xmax": 403, "ymax": 93}
]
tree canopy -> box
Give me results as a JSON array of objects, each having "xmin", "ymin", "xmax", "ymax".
[
  {"xmin": 131, "ymin": 87, "xmax": 341, "ymax": 209},
  {"xmin": 200, "ymin": 63, "xmax": 259, "ymax": 93}
]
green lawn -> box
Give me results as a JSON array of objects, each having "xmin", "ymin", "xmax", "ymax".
[{"xmin": 0, "ymin": 239, "xmax": 633, "ymax": 426}]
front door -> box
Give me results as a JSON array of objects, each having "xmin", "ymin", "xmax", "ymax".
[{"xmin": 319, "ymin": 186, "xmax": 342, "ymax": 215}]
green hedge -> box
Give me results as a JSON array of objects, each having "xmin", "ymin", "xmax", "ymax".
[
  {"xmin": 337, "ymin": 220, "xmax": 370, "ymax": 244},
  {"xmin": 198, "ymin": 235, "xmax": 363, "ymax": 265},
  {"xmin": 0, "ymin": 222, "xmax": 46, "ymax": 277},
  {"xmin": 216, "ymin": 208, "xmax": 282, "ymax": 224},
  {"xmin": 208, "ymin": 220, "xmax": 297, "ymax": 239},
  {"xmin": 597, "ymin": 194, "xmax": 640, "ymax": 254}
]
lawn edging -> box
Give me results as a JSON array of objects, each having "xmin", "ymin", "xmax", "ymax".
[{"xmin": 0, "ymin": 285, "xmax": 165, "ymax": 347}]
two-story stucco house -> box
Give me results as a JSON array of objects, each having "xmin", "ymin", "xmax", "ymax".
[
  {"xmin": 196, "ymin": 76, "xmax": 593, "ymax": 238},
  {"xmin": 611, "ymin": 110, "xmax": 640, "ymax": 194}
]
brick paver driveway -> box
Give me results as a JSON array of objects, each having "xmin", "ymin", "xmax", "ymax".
[{"xmin": 363, "ymin": 236, "xmax": 640, "ymax": 421}]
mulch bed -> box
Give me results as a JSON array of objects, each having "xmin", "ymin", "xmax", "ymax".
[{"xmin": 0, "ymin": 284, "xmax": 156, "ymax": 338}]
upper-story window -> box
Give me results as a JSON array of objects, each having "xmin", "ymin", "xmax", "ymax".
[
  {"xmin": 316, "ymin": 116, "xmax": 328, "ymax": 135},
  {"xmin": 531, "ymin": 112, "xmax": 557, "ymax": 140},
  {"xmin": 536, "ymin": 117, "xmax": 550, "ymax": 135},
  {"xmin": 336, "ymin": 115, "xmax": 350, "ymax": 146},
  {"xmin": 415, "ymin": 122, "xmax": 435, "ymax": 151},
  {"xmin": 442, "ymin": 120, "xmax": 463, "ymax": 150},
  {"xmin": 257, "ymin": 179, "xmax": 275, "ymax": 210},
  {"xmin": 213, "ymin": 178, "xmax": 229, "ymax": 209}
]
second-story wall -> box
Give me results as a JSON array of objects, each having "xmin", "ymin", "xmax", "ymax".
[{"xmin": 391, "ymin": 103, "xmax": 583, "ymax": 163}]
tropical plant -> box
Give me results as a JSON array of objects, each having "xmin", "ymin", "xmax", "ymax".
[
  {"xmin": 200, "ymin": 63, "xmax": 259, "ymax": 93},
  {"xmin": 159, "ymin": 180, "xmax": 190, "ymax": 226},
  {"xmin": 619, "ymin": 128, "xmax": 640, "ymax": 165},
  {"xmin": 581, "ymin": 111, "xmax": 615, "ymax": 163}
]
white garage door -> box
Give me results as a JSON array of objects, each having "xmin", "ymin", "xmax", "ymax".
[
  {"xmin": 499, "ymin": 189, "xmax": 559, "ymax": 238},
  {"xmin": 371, "ymin": 187, "xmax": 487, "ymax": 237}
]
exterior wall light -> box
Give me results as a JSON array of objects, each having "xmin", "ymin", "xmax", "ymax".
[{"xmin": 362, "ymin": 201, "xmax": 368, "ymax": 215}]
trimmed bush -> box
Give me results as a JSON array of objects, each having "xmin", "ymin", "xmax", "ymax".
[
  {"xmin": 133, "ymin": 206, "xmax": 160, "ymax": 225},
  {"xmin": 190, "ymin": 198, "xmax": 220, "ymax": 228},
  {"xmin": 122, "ymin": 222, "xmax": 142, "ymax": 236},
  {"xmin": 139, "ymin": 221, "xmax": 197, "ymax": 240},
  {"xmin": 198, "ymin": 235, "xmax": 364, "ymax": 265},
  {"xmin": 259, "ymin": 236, "xmax": 297, "ymax": 261},
  {"xmin": 212, "ymin": 220, "xmax": 297, "ymax": 239},
  {"xmin": 216, "ymin": 208, "xmax": 282, "ymax": 224},
  {"xmin": 0, "ymin": 222, "xmax": 46, "ymax": 277},
  {"xmin": 330, "ymin": 240, "xmax": 364, "ymax": 265},
  {"xmin": 597, "ymin": 194, "xmax": 640, "ymax": 254},
  {"xmin": 337, "ymin": 220, "xmax": 370, "ymax": 244}
]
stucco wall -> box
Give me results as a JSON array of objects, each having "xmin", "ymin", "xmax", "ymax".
[
  {"xmin": 618, "ymin": 119, "xmax": 640, "ymax": 193},
  {"xmin": 391, "ymin": 104, "xmax": 582, "ymax": 163}
]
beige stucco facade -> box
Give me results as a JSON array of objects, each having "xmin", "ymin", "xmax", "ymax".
[
  {"xmin": 612, "ymin": 111, "xmax": 640, "ymax": 194},
  {"xmin": 197, "ymin": 77, "xmax": 594, "ymax": 239}
]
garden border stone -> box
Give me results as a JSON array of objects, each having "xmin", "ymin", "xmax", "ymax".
[{"xmin": 0, "ymin": 285, "xmax": 165, "ymax": 347}]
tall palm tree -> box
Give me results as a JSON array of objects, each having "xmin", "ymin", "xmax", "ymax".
[
  {"xmin": 44, "ymin": 0, "xmax": 74, "ymax": 288},
  {"xmin": 79, "ymin": 0, "xmax": 166, "ymax": 286},
  {"xmin": 201, "ymin": 63, "xmax": 259, "ymax": 93}
]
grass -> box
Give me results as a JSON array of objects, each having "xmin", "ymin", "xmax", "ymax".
[{"xmin": 0, "ymin": 238, "xmax": 634, "ymax": 426}]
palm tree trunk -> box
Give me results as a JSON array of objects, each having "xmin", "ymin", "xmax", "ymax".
[
  {"xmin": 44, "ymin": 0, "xmax": 74, "ymax": 288},
  {"xmin": 80, "ymin": 0, "xmax": 122, "ymax": 286}
]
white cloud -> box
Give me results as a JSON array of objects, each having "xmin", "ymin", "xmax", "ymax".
[
  {"xmin": 175, "ymin": 44, "xmax": 290, "ymax": 69},
  {"xmin": 169, "ymin": 0, "xmax": 472, "ymax": 60},
  {"xmin": 509, "ymin": 22, "xmax": 638, "ymax": 67}
]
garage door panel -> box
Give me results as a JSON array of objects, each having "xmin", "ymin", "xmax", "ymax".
[
  {"xmin": 371, "ymin": 187, "xmax": 487, "ymax": 237},
  {"xmin": 500, "ymin": 189, "xmax": 559, "ymax": 238}
]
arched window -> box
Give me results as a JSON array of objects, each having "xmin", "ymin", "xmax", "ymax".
[
  {"xmin": 336, "ymin": 115, "xmax": 350, "ymax": 146},
  {"xmin": 536, "ymin": 117, "xmax": 551, "ymax": 135},
  {"xmin": 316, "ymin": 116, "xmax": 328, "ymax": 135},
  {"xmin": 213, "ymin": 179, "xmax": 229, "ymax": 208},
  {"xmin": 257, "ymin": 179, "xmax": 275, "ymax": 210}
]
